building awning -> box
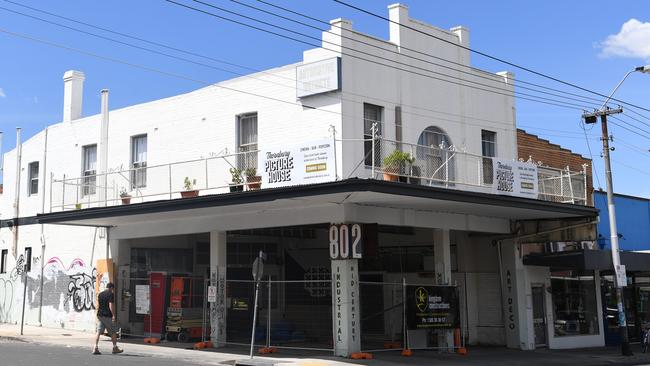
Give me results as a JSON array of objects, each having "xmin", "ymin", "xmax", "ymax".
[
  {"xmin": 34, "ymin": 179, "xmax": 598, "ymax": 239},
  {"xmin": 523, "ymin": 249, "xmax": 650, "ymax": 272}
]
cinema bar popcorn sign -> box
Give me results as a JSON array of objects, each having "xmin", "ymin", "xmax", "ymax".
[
  {"xmin": 492, "ymin": 159, "xmax": 538, "ymax": 199},
  {"xmin": 259, "ymin": 139, "xmax": 335, "ymax": 188}
]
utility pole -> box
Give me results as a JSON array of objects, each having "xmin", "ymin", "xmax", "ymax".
[{"xmin": 582, "ymin": 106, "xmax": 631, "ymax": 356}]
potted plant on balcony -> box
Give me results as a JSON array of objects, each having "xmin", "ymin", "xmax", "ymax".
[
  {"xmin": 181, "ymin": 177, "xmax": 199, "ymax": 198},
  {"xmin": 119, "ymin": 187, "xmax": 132, "ymax": 205},
  {"xmin": 244, "ymin": 168, "xmax": 261, "ymax": 190},
  {"xmin": 382, "ymin": 150, "xmax": 415, "ymax": 182},
  {"xmin": 229, "ymin": 168, "xmax": 244, "ymax": 193}
]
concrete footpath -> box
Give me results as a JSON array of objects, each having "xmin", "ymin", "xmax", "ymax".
[{"xmin": 2, "ymin": 323, "xmax": 650, "ymax": 366}]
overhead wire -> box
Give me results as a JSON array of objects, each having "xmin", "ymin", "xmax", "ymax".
[
  {"xmin": 225, "ymin": 0, "xmax": 606, "ymax": 108},
  {"xmin": 332, "ymin": 0, "xmax": 650, "ymax": 115},
  {"xmin": 0, "ymin": 0, "xmax": 573, "ymax": 134},
  {"xmin": 162, "ymin": 0, "xmax": 598, "ymax": 111}
]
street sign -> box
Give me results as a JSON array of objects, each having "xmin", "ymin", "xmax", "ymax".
[
  {"xmin": 615, "ymin": 264, "xmax": 628, "ymax": 287},
  {"xmin": 207, "ymin": 285, "xmax": 217, "ymax": 303},
  {"xmin": 252, "ymin": 251, "xmax": 265, "ymax": 281}
]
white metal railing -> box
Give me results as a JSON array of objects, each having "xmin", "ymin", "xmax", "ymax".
[
  {"xmin": 50, "ymin": 149, "xmax": 258, "ymax": 212},
  {"xmin": 363, "ymin": 137, "xmax": 588, "ymax": 205},
  {"xmin": 49, "ymin": 138, "xmax": 588, "ymax": 212}
]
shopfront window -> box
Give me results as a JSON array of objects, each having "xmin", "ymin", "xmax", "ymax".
[{"xmin": 551, "ymin": 270, "xmax": 599, "ymax": 337}]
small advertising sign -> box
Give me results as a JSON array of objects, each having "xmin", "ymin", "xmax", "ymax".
[
  {"xmin": 492, "ymin": 159, "xmax": 539, "ymax": 199},
  {"xmin": 135, "ymin": 284, "xmax": 150, "ymax": 315},
  {"xmin": 615, "ymin": 264, "xmax": 628, "ymax": 288},
  {"xmin": 259, "ymin": 139, "xmax": 335, "ymax": 188},
  {"xmin": 207, "ymin": 285, "xmax": 217, "ymax": 303},
  {"xmin": 406, "ymin": 286, "xmax": 459, "ymax": 330}
]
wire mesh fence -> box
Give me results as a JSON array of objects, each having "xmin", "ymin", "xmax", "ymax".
[{"xmin": 113, "ymin": 275, "xmax": 332, "ymax": 350}]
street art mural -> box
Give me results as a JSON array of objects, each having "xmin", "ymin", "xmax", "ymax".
[{"xmin": 0, "ymin": 255, "xmax": 98, "ymax": 330}]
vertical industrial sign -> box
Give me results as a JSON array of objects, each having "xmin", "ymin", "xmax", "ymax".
[{"xmin": 330, "ymin": 223, "xmax": 362, "ymax": 357}]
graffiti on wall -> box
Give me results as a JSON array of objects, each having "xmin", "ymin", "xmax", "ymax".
[
  {"xmin": 67, "ymin": 269, "xmax": 97, "ymax": 312},
  {"xmin": 9, "ymin": 254, "xmax": 25, "ymax": 281}
]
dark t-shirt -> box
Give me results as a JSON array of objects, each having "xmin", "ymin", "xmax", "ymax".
[{"xmin": 97, "ymin": 289, "xmax": 114, "ymax": 318}]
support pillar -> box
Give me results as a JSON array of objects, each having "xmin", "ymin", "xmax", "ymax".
[
  {"xmin": 433, "ymin": 229, "xmax": 454, "ymax": 350},
  {"xmin": 210, "ymin": 231, "xmax": 227, "ymax": 346},
  {"xmin": 498, "ymin": 239, "xmax": 533, "ymax": 350},
  {"xmin": 331, "ymin": 259, "xmax": 360, "ymax": 357}
]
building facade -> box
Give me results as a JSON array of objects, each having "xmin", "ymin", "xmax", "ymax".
[{"xmin": 0, "ymin": 4, "xmax": 599, "ymax": 356}]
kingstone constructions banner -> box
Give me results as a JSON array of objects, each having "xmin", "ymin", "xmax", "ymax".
[{"xmin": 259, "ymin": 139, "xmax": 336, "ymax": 188}]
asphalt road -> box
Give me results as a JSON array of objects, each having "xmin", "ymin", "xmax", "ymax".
[{"xmin": 0, "ymin": 338, "xmax": 217, "ymax": 366}]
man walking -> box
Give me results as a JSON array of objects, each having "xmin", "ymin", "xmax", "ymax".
[{"xmin": 93, "ymin": 282, "xmax": 123, "ymax": 355}]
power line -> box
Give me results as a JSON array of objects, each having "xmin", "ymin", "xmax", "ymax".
[
  {"xmin": 0, "ymin": 2, "xmax": 554, "ymax": 139},
  {"xmin": 225, "ymin": 0, "xmax": 605, "ymax": 107},
  {"xmin": 332, "ymin": 0, "xmax": 650, "ymax": 114},
  {"xmin": 162, "ymin": 0, "xmax": 597, "ymax": 111},
  {"xmin": 610, "ymin": 116, "xmax": 650, "ymax": 140},
  {"xmin": 0, "ymin": 0, "xmax": 575, "ymax": 133},
  {"xmin": 622, "ymin": 112, "xmax": 650, "ymax": 129}
]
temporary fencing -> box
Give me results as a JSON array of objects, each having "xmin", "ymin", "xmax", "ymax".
[{"xmin": 359, "ymin": 280, "xmax": 464, "ymax": 353}]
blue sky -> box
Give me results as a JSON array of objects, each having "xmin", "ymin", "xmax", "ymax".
[{"xmin": 0, "ymin": 0, "xmax": 648, "ymax": 197}]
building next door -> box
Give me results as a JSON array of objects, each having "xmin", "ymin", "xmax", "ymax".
[{"xmin": 532, "ymin": 284, "xmax": 547, "ymax": 347}]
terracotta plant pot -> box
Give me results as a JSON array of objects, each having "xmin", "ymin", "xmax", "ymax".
[
  {"xmin": 383, "ymin": 172, "xmax": 399, "ymax": 182},
  {"xmin": 121, "ymin": 196, "xmax": 131, "ymax": 205},
  {"xmin": 246, "ymin": 176, "xmax": 262, "ymax": 190},
  {"xmin": 181, "ymin": 190, "xmax": 199, "ymax": 198}
]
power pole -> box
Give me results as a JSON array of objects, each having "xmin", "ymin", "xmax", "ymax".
[{"xmin": 582, "ymin": 106, "xmax": 632, "ymax": 356}]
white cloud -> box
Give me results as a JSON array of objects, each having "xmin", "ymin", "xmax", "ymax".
[
  {"xmin": 599, "ymin": 18, "xmax": 650, "ymax": 61},
  {"xmin": 0, "ymin": 88, "xmax": 5, "ymax": 98}
]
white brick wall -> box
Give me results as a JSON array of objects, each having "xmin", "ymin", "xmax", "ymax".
[{"xmin": 0, "ymin": 6, "xmax": 516, "ymax": 332}]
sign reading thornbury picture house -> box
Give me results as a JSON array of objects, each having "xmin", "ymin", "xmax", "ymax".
[
  {"xmin": 259, "ymin": 139, "xmax": 336, "ymax": 188},
  {"xmin": 492, "ymin": 159, "xmax": 539, "ymax": 199},
  {"xmin": 406, "ymin": 286, "xmax": 459, "ymax": 330}
]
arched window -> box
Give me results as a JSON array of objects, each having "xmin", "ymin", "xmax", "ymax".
[{"xmin": 416, "ymin": 126, "xmax": 455, "ymax": 184}]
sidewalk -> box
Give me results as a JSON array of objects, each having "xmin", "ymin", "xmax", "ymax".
[{"xmin": 2, "ymin": 323, "xmax": 650, "ymax": 366}]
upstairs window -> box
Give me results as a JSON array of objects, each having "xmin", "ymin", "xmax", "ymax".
[
  {"xmin": 24, "ymin": 247, "xmax": 32, "ymax": 272},
  {"xmin": 131, "ymin": 135, "xmax": 147, "ymax": 189},
  {"xmin": 237, "ymin": 113, "xmax": 258, "ymax": 170},
  {"xmin": 28, "ymin": 161, "xmax": 39, "ymax": 195},
  {"xmin": 0, "ymin": 249, "xmax": 7, "ymax": 273},
  {"xmin": 363, "ymin": 103, "xmax": 383, "ymax": 167},
  {"xmin": 481, "ymin": 130, "xmax": 496, "ymax": 184},
  {"xmin": 82, "ymin": 145, "xmax": 97, "ymax": 196}
]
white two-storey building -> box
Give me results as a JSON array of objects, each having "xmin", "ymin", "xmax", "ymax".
[{"xmin": 0, "ymin": 4, "xmax": 600, "ymax": 356}]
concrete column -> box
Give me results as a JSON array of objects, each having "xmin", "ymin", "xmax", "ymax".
[
  {"xmin": 210, "ymin": 231, "xmax": 227, "ymax": 346},
  {"xmin": 331, "ymin": 259, "xmax": 360, "ymax": 357},
  {"xmin": 499, "ymin": 239, "xmax": 533, "ymax": 350},
  {"xmin": 62, "ymin": 70, "xmax": 85, "ymax": 122},
  {"xmin": 433, "ymin": 229, "xmax": 454, "ymax": 350}
]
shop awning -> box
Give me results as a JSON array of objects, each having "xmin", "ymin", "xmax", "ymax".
[
  {"xmin": 34, "ymin": 178, "xmax": 598, "ymax": 239},
  {"xmin": 523, "ymin": 249, "xmax": 650, "ymax": 272}
]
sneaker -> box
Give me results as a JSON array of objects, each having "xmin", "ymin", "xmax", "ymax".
[
  {"xmin": 112, "ymin": 347, "xmax": 123, "ymax": 354},
  {"xmin": 92, "ymin": 348, "xmax": 101, "ymax": 355}
]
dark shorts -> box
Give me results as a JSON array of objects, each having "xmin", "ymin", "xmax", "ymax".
[{"xmin": 97, "ymin": 316, "xmax": 118, "ymax": 335}]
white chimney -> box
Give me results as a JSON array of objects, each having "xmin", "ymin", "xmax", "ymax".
[{"xmin": 62, "ymin": 70, "xmax": 85, "ymax": 122}]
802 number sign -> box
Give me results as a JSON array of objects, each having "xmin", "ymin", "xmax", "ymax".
[{"xmin": 329, "ymin": 224, "xmax": 363, "ymax": 260}]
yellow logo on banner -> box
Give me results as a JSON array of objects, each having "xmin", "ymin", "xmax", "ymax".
[{"xmin": 415, "ymin": 287, "xmax": 428, "ymax": 312}]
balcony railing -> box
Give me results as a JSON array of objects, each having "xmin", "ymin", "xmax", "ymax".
[{"xmin": 48, "ymin": 138, "xmax": 588, "ymax": 212}]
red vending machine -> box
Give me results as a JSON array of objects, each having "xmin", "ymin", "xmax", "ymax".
[{"xmin": 144, "ymin": 272, "xmax": 167, "ymax": 337}]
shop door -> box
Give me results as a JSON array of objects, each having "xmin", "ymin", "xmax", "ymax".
[{"xmin": 532, "ymin": 285, "xmax": 547, "ymax": 346}]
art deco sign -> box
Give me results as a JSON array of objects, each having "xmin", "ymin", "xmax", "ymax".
[{"xmin": 296, "ymin": 57, "xmax": 341, "ymax": 98}]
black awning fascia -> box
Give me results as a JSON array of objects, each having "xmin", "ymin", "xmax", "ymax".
[
  {"xmin": 36, "ymin": 178, "xmax": 598, "ymax": 225},
  {"xmin": 523, "ymin": 249, "xmax": 650, "ymax": 272}
]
